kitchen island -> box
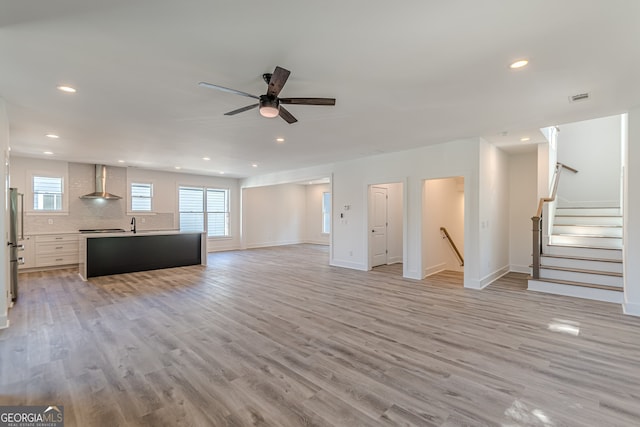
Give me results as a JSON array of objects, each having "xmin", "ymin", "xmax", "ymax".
[{"xmin": 79, "ymin": 230, "xmax": 206, "ymax": 280}]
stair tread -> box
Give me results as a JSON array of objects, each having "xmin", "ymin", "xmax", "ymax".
[
  {"xmin": 547, "ymin": 243, "xmax": 622, "ymax": 251},
  {"xmin": 553, "ymin": 224, "xmax": 622, "ymax": 228},
  {"xmin": 539, "ymin": 264, "xmax": 623, "ymax": 277},
  {"xmin": 528, "ymin": 276, "xmax": 623, "ymax": 291},
  {"xmin": 553, "ymin": 233, "xmax": 621, "ymax": 238},
  {"xmin": 555, "ymin": 214, "xmax": 622, "ymax": 218},
  {"xmin": 541, "ymin": 254, "xmax": 622, "ymax": 263},
  {"xmin": 557, "ymin": 206, "xmax": 620, "ymax": 209}
]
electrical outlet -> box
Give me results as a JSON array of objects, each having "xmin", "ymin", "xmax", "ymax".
[
  {"xmin": 48, "ymin": 218, "xmax": 53, "ymax": 225},
  {"xmin": 141, "ymin": 217, "xmax": 146, "ymax": 223}
]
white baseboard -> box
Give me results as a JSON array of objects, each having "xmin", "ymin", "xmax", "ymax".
[
  {"xmin": 207, "ymin": 244, "xmax": 241, "ymax": 253},
  {"xmin": 304, "ymin": 240, "xmax": 330, "ymax": 246},
  {"xmin": 623, "ymin": 302, "xmax": 640, "ymax": 316},
  {"xmin": 404, "ymin": 270, "xmax": 423, "ymax": 280},
  {"xmin": 387, "ymin": 256, "xmax": 403, "ymax": 265},
  {"xmin": 464, "ymin": 278, "xmax": 483, "ymax": 289},
  {"xmin": 207, "ymin": 238, "xmax": 241, "ymax": 253},
  {"xmin": 528, "ymin": 279, "xmax": 624, "ymax": 304},
  {"xmin": 245, "ymin": 240, "xmax": 304, "ymax": 249},
  {"xmin": 476, "ymin": 265, "xmax": 510, "ymax": 289},
  {"xmin": 423, "ymin": 263, "xmax": 446, "ymax": 278},
  {"xmin": 330, "ymin": 258, "xmax": 367, "ymax": 271},
  {"xmin": 510, "ymin": 264, "xmax": 531, "ymax": 274},
  {"xmin": 0, "ymin": 317, "xmax": 8, "ymax": 330}
]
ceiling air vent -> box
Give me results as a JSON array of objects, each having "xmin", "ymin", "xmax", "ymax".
[{"xmin": 569, "ymin": 92, "xmax": 590, "ymax": 103}]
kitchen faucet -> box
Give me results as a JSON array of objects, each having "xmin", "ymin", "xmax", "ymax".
[{"xmin": 131, "ymin": 217, "xmax": 136, "ymax": 234}]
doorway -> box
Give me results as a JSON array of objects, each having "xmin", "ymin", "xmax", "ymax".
[
  {"xmin": 422, "ymin": 177, "xmax": 464, "ymax": 279},
  {"xmin": 368, "ymin": 183, "xmax": 403, "ymax": 270}
]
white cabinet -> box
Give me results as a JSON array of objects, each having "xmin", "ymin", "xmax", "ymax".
[
  {"xmin": 17, "ymin": 235, "xmax": 35, "ymax": 270},
  {"xmin": 34, "ymin": 234, "xmax": 79, "ymax": 268}
]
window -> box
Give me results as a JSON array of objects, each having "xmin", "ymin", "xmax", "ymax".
[
  {"xmin": 207, "ymin": 188, "xmax": 230, "ymax": 237},
  {"xmin": 131, "ymin": 182, "xmax": 153, "ymax": 212},
  {"xmin": 322, "ymin": 192, "xmax": 331, "ymax": 234},
  {"xmin": 179, "ymin": 186, "xmax": 205, "ymax": 232},
  {"xmin": 179, "ymin": 186, "xmax": 230, "ymax": 237},
  {"xmin": 33, "ymin": 176, "xmax": 63, "ymax": 211}
]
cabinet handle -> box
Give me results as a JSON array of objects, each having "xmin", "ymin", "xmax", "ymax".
[
  {"xmin": 55, "ymin": 237, "xmax": 63, "ymax": 240},
  {"xmin": 55, "ymin": 258, "xmax": 63, "ymax": 261},
  {"xmin": 56, "ymin": 246, "xmax": 63, "ymax": 249}
]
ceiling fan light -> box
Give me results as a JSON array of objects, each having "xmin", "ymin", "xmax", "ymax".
[
  {"xmin": 259, "ymin": 96, "xmax": 280, "ymax": 118},
  {"xmin": 259, "ymin": 105, "xmax": 280, "ymax": 118}
]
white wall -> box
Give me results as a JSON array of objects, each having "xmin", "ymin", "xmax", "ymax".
[
  {"xmin": 305, "ymin": 183, "xmax": 330, "ymax": 245},
  {"xmin": 242, "ymin": 184, "xmax": 306, "ymax": 248},
  {"xmin": 423, "ymin": 177, "xmax": 464, "ymax": 276},
  {"xmin": 508, "ymin": 151, "xmax": 538, "ymax": 273},
  {"xmin": 0, "ymin": 99, "xmax": 9, "ymax": 328},
  {"xmin": 329, "ymin": 138, "xmax": 481, "ymax": 286},
  {"xmin": 624, "ymin": 106, "xmax": 640, "ymax": 316},
  {"xmin": 242, "ymin": 138, "xmax": 483, "ymax": 287},
  {"xmin": 478, "ymin": 140, "xmax": 510, "ymax": 285},
  {"xmin": 241, "ymin": 182, "xmax": 332, "ymax": 248},
  {"xmin": 557, "ymin": 114, "xmax": 622, "ymax": 207}
]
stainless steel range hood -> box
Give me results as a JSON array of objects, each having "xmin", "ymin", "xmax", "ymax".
[{"xmin": 80, "ymin": 165, "xmax": 122, "ymax": 200}]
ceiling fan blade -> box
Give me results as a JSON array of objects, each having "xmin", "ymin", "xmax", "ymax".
[
  {"xmin": 266, "ymin": 66, "xmax": 291, "ymax": 97},
  {"xmin": 198, "ymin": 82, "xmax": 259, "ymax": 99},
  {"xmin": 224, "ymin": 103, "xmax": 259, "ymax": 116},
  {"xmin": 279, "ymin": 97, "xmax": 336, "ymax": 106},
  {"xmin": 279, "ymin": 106, "xmax": 298, "ymax": 124}
]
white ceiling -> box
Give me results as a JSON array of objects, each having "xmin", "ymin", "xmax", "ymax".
[{"xmin": 2, "ymin": 0, "xmax": 639, "ymax": 177}]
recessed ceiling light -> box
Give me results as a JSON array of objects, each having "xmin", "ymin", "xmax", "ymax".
[
  {"xmin": 276, "ymin": 138, "xmax": 285, "ymax": 143},
  {"xmin": 219, "ymin": 171, "xmax": 225, "ymax": 175},
  {"xmin": 117, "ymin": 160, "xmax": 125, "ymax": 163},
  {"xmin": 57, "ymin": 85, "xmax": 76, "ymax": 93},
  {"xmin": 251, "ymin": 163, "xmax": 258, "ymax": 168},
  {"xmin": 175, "ymin": 166, "xmax": 181, "ymax": 170},
  {"xmin": 45, "ymin": 134, "xmax": 59, "ymax": 139},
  {"xmin": 202, "ymin": 157, "xmax": 210, "ymax": 161},
  {"xmin": 509, "ymin": 59, "xmax": 529, "ymax": 69},
  {"xmin": 520, "ymin": 137, "xmax": 530, "ymax": 142},
  {"xmin": 43, "ymin": 151, "xmax": 54, "ymax": 155}
]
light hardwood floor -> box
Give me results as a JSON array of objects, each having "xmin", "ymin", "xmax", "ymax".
[{"xmin": 1, "ymin": 244, "xmax": 639, "ymax": 426}]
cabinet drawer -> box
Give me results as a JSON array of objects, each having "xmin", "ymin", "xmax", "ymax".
[
  {"xmin": 35, "ymin": 234, "xmax": 79, "ymax": 243},
  {"xmin": 36, "ymin": 253, "xmax": 79, "ymax": 267},
  {"xmin": 36, "ymin": 241, "xmax": 79, "ymax": 256}
]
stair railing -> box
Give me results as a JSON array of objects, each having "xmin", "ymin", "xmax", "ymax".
[
  {"xmin": 531, "ymin": 162, "xmax": 578, "ymax": 278},
  {"xmin": 440, "ymin": 227, "xmax": 464, "ymax": 266}
]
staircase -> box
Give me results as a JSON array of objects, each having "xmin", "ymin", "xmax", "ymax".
[{"xmin": 528, "ymin": 207, "xmax": 624, "ymax": 303}]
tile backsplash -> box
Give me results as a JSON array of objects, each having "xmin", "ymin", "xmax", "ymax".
[{"xmin": 24, "ymin": 163, "xmax": 174, "ymax": 234}]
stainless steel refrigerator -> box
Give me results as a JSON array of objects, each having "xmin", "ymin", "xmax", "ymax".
[{"xmin": 8, "ymin": 188, "xmax": 24, "ymax": 302}]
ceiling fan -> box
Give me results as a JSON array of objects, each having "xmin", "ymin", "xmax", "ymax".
[{"xmin": 198, "ymin": 66, "xmax": 336, "ymax": 124}]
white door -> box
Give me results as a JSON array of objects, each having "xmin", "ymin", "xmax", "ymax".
[{"xmin": 370, "ymin": 186, "xmax": 388, "ymax": 267}]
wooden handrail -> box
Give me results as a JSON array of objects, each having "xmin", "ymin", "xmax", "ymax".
[
  {"xmin": 440, "ymin": 227, "xmax": 464, "ymax": 266},
  {"xmin": 531, "ymin": 162, "xmax": 578, "ymax": 279}
]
